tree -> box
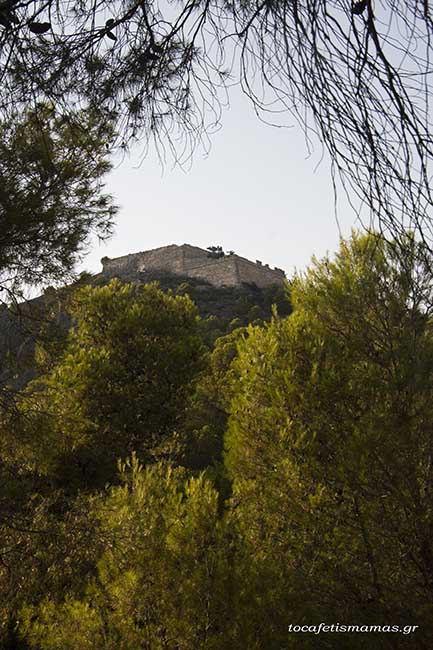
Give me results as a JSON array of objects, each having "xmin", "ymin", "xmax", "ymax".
[
  {"xmin": 0, "ymin": 480, "xmax": 104, "ymax": 650},
  {"xmin": 0, "ymin": 2, "xmax": 430, "ymax": 245},
  {"xmin": 207, "ymin": 246, "xmax": 224, "ymax": 259},
  {"xmin": 0, "ymin": 279, "xmax": 208, "ymax": 644},
  {"xmin": 20, "ymin": 456, "xmax": 240, "ymax": 650},
  {"xmin": 16, "ymin": 280, "xmax": 207, "ymax": 488},
  {"xmin": 181, "ymin": 325, "xmax": 248, "ymax": 472},
  {"xmin": 0, "ymin": 103, "xmax": 116, "ymax": 299},
  {"xmin": 225, "ymin": 232, "xmax": 433, "ymax": 648}
]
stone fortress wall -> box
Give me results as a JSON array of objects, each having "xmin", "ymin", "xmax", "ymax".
[{"xmin": 101, "ymin": 244, "xmax": 286, "ymax": 288}]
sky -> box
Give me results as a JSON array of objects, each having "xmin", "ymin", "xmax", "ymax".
[{"xmin": 79, "ymin": 87, "xmax": 359, "ymax": 280}]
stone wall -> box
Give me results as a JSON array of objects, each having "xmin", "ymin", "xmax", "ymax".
[
  {"xmin": 186, "ymin": 256, "xmax": 239, "ymax": 287},
  {"xmin": 235, "ymin": 256, "xmax": 285, "ymax": 287},
  {"xmin": 101, "ymin": 252, "xmax": 142, "ymax": 276},
  {"xmin": 101, "ymin": 244, "xmax": 286, "ymax": 288},
  {"xmin": 136, "ymin": 245, "xmax": 185, "ymax": 274},
  {"xmin": 181, "ymin": 245, "xmax": 211, "ymax": 271},
  {"xmin": 102, "ymin": 245, "xmax": 184, "ymax": 277}
]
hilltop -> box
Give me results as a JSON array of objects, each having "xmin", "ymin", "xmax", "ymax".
[
  {"xmin": 100, "ymin": 243, "xmax": 286, "ymax": 289},
  {"xmin": 0, "ymin": 245, "xmax": 291, "ymax": 388}
]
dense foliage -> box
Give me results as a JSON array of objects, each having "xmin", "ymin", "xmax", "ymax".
[
  {"xmin": 0, "ymin": 104, "xmax": 116, "ymax": 297},
  {"xmin": 11, "ymin": 280, "xmax": 207, "ymax": 489},
  {"xmin": 0, "ymin": 233, "xmax": 432, "ymax": 649},
  {"xmin": 226, "ymin": 233, "xmax": 433, "ymax": 647}
]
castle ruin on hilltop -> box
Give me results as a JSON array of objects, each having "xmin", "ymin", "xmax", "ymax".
[{"xmin": 101, "ymin": 244, "xmax": 286, "ymax": 288}]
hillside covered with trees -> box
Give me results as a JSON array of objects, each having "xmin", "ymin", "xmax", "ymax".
[
  {"xmin": 0, "ymin": 1, "xmax": 431, "ymax": 647},
  {"xmin": 0, "ymin": 232, "xmax": 432, "ymax": 649}
]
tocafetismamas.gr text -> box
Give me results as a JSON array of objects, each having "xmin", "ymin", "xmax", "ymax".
[{"xmin": 288, "ymin": 624, "xmax": 419, "ymax": 635}]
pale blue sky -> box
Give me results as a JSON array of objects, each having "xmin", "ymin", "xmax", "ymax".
[{"xmin": 80, "ymin": 88, "xmax": 359, "ymax": 279}]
